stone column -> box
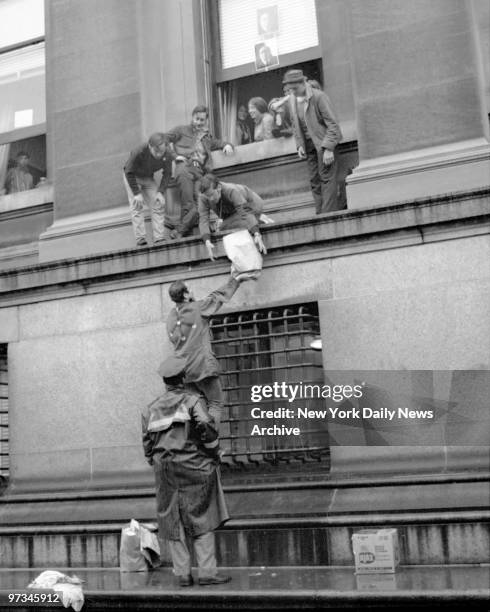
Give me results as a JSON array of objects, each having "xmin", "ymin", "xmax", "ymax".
[{"xmin": 346, "ymin": 0, "xmax": 490, "ymax": 208}]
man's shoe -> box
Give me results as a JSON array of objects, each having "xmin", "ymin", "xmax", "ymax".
[
  {"xmin": 153, "ymin": 238, "xmax": 166, "ymax": 245},
  {"xmin": 198, "ymin": 574, "xmax": 231, "ymax": 586},
  {"xmin": 178, "ymin": 575, "xmax": 194, "ymax": 587},
  {"xmin": 169, "ymin": 229, "xmax": 181, "ymax": 240},
  {"xmin": 136, "ymin": 238, "xmax": 148, "ymax": 246}
]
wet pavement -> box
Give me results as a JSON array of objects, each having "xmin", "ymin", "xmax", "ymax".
[{"xmin": 0, "ymin": 565, "xmax": 488, "ymax": 610}]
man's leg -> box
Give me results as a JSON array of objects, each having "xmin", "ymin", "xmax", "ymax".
[
  {"xmin": 317, "ymin": 149, "xmax": 339, "ymax": 213},
  {"xmin": 304, "ymin": 139, "xmax": 322, "ymax": 214},
  {"xmin": 168, "ymin": 520, "xmax": 192, "ymax": 581},
  {"xmin": 194, "ymin": 376, "xmax": 225, "ymax": 427},
  {"xmin": 139, "ymin": 177, "xmax": 165, "ymax": 242},
  {"xmin": 123, "ymin": 173, "xmax": 147, "ymax": 242},
  {"xmin": 174, "ymin": 163, "xmax": 200, "ymax": 236},
  {"xmin": 193, "ymin": 531, "xmax": 217, "ymax": 579}
]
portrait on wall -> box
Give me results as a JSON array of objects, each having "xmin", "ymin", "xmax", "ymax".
[
  {"xmin": 254, "ymin": 38, "xmax": 279, "ymax": 71},
  {"xmin": 257, "ymin": 5, "xmax": 279, "ymax": 38}
]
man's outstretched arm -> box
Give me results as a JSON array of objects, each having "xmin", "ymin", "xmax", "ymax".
[{"xmin": 198, "ymin": 275, "xmax": 242, "ymax": 317}]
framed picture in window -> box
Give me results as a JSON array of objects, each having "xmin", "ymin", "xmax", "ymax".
[
  {"xmin": 254, "ymin": 39, "xmax": 279, "ymax": 72},
  {"xmin": 257, "ymin": 5, "xmax": 279, "ymax": 38}
]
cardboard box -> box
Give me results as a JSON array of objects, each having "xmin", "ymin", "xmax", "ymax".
[{"xmin": 352, "ymin": 528, "xmax": 399, "ymax": 574}]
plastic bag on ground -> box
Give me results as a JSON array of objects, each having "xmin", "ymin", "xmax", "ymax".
[
  {"xmin": 120, "ymin": 518, "xmax": 161, "ymax": 572},
  {"xmin": 223, "ymin": 229, "xmax": 263, "ymax": 280},
  {"xmin": 28, "ymin": 570, "xmax": 84, "ymax": 611}
]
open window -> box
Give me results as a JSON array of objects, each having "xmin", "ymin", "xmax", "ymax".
[
  {"xmin": 210, "ymin": 0, "xmax": 323, "ymax": 146},
  {"xmin": 0, "ymin": 1, "xmax": 46, "ymax": 202}
]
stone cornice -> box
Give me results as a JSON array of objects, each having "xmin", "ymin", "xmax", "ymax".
[{"xmin": 0, "ymin": 188, "xmax": 488, "ymax": 307}]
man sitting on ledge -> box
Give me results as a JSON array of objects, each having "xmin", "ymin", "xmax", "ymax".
[
  {"xmin": 197, "ymin": 174, "xmax": 272, "ymax": 261},
  {"xmin": 167, "ymin": 105, "xmax": 234, "ymax": 238}
]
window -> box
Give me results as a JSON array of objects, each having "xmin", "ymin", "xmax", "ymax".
[
  {"xmin": 0, "ymin": 0, "xmax": 46, "ymax": 198},
  {"xmin": 210, "ymin": 0, "xmax": 323, "ymax": 145},
  {"xmin": 0, "ymin": 345, "xmax": 8, "ymax": 485},
  {"xmin": 210, "ymin": 303, "xmax": 330, "ymax": 475}
]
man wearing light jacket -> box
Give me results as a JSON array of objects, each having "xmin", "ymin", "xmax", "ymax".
[
  {"xmin": 197, "ymin": 174, "xmax": 270, "ymax": 261},
  {"xmin": 283, "ymin": 69, "xmax": 343, "ymax": 214}
]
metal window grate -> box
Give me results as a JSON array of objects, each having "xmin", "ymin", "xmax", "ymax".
[
  {"xmin": 0, "ymin": 344, "xmax": 8, "ymax": 480},
  {"xmin": 210, "ymin": 303, "xmax": 329, "ymax": 472}
]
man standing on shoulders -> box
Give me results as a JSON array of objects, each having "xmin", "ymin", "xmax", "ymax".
[
  {"xmin": 142, "ymin": 355, "xmax": 231, "ymax": 587},
  {"xmin": 123, "ymin": 132, "xmax": 173, "ymax": 247},
  {"xmin": 197, "ymin": 173, "xmax": 271, "ymax": 261},
  {"xmin": 283, "ymin": 69, "xmax": 343, "ymax": 214},
  {"xmin": 165, "ymin": 271, "xmax": 247, "ymax": 427},
  {"xmin": 167, "ymin": 106, "xmax": 234, "ymax": 237}
]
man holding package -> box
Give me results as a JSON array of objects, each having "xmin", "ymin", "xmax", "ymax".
[
  {"xmin": 197, "ymin": 173, "xmax": 271, "ymax": 261},
  {"xmin": 142, "ymin": 355, "xmax": 231, "ymax": 587}
]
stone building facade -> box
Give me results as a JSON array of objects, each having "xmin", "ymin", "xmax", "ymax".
[{"xmin": 0, "ymin": 0, "xmax": 489, "ymax": 569}]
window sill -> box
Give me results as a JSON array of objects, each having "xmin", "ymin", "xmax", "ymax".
[
  {"xmin": 0, "ymin": 183, "xmax": 53, "ymax": 213},
  {"xmin": 211, "ymin": 120, "xmax": 358, "ymax": 171},
  {"xmin": 212, "ymin": 136, "xmax": 297, "ymax": 169}
]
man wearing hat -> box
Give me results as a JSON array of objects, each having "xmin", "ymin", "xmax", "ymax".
[
  {"xmin": 165, "ymin": 272, "xmax": 246, "ymax": 427},
  {"xmin": 142, "ymin": 355, "xmax": 231, "ymax": 586},
  {"xmin": 282, "ymin": 69, "xmax": 342, "ymax": 214}
]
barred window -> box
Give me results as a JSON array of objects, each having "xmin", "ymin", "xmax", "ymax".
[
  {"xmin": 0, "ymin": 345, "xmax": 8, "ymax": 484},
  {"xmin": 210, "ymin": 303, "xmax": 330, "ymax": 475}
]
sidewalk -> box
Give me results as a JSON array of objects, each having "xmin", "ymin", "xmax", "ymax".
[{"xmin": 0, "ymin": 565, "xmax": 489, "ymax": 610}]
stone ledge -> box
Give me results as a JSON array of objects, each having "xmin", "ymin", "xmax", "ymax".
[{"xmin": 0, "ymin": 187, "xmax": 488, "ymax": 306}]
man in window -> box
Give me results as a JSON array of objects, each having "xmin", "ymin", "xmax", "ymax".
[
  {"xmin": 123, "ymin": 132, "xmax": 173, "ymax": 247},
  {"xmin": 5, "ymin": 151, "xmax": 33, "ymax": 194},
  {"xmin": 197, "ymin": 174, "xmax": 271, "ymax": 261},
  {"xmin": 167, "ymin": 106, "xmax": 234, "ymax": 238},
  {"xmin": 282, "ymin": 69, "xmax": 343, "ymax": 214}
]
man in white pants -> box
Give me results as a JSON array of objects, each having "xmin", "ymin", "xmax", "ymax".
[{"xmin": 123, "ymin": 132, "xmax": 173, "ymax": 246}]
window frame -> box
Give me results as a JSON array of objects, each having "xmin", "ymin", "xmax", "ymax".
[{"xmin": 209, "ymin": 0, "xmax": 322, "ymax": 83}]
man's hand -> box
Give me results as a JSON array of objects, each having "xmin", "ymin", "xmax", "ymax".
[
  {"xmin": 297, "ymin": 146, "xmax": 307, "ymax": 160},
  {"xmin": 205, "ymin": 239, "xmax": 215, "ymax": 261},
  {"xmin": 322, "ymin": 149, "xmax": 335, "ymax": 166},
  {"xmin": 222, "ymin": 144, "xmax": 234, "ymax": 156},
  {"xmin": 155, "ymin": 192, "xmax": 165, "ymax": 206},
  {"xmin": 132, "ymin": 193, "xmax": 144, "ymax": 211},
  {"xmin": 254, "ymin": 232, "xmax": 267, "ymax": 255}
]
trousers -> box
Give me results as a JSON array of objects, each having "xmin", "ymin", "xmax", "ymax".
[
  {"xmin": 174, "ymin": 162, "xmax": 202, "ymax": 235},
  {"xmin": 123, "ymin": 174, "xmax": 165, "ymax": 241},
  {"xmin": 304, "ymin": 138, "xmax": 339, "ymax": 214},
  {"xmin": 168, "ymin": 519, "xmax": 217, "ymax": 578},
  {"xmin": 189, "ymin": 376, "xmax": 225, "ymax": 428}
]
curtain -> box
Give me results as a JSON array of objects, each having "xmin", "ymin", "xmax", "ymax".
[
  {"xmin": 0, "ymin": 104, "xmax": 13, "ymax": 195},
  {"xmin": 217, "ymin": 81, "xmax": 238, "ymax": 145}
]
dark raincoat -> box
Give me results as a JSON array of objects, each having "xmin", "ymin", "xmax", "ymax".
[{"xmin": 141, "ymin": 386, "xmax": 228, "ymax": 540}]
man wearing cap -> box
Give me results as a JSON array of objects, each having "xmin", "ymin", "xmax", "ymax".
[
  {"xmin": 165, "ymin": 272, "xmax": 246, "ymax": 427},
  {"xmin": 142, "ymin": 355, "xmax": 231, "ymax": 587},
  {"xmin": 282, "ymin": 69, "xmax": 342, "ymax": 214},
  {"xmin": 123, "ymin": 132, "xmax": 173, "ymax": 247}
]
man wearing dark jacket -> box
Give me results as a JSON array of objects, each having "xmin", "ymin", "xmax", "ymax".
[
  {"xmin": 142, "ymin": 355, "xmax": 231, "ymax": 587},
  {"xmin": 198, "ymin": 174, "xmax": 270, "ymax": 261},
  {"xmin": 123, "ymin": 132, "xmax": 173, "ymax": 246},
  {"xmin": 283, "ymin": 69, "xmax": 343, "ymax": 214},
  {"xmin": 167, "ymin": 106, "xmax": 234, "ymax": 237},
  {"xmin": 165, "ymin": 272, "xmax": 247, "ymax": 427}
]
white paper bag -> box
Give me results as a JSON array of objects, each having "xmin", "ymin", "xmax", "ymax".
[
  {"xmin": 223, "ymin": 230, "xmax": 262, "ymax": 279},
  {"xmin": 120, "ymin": 519, "xmax": 160, "ymax": 572}
]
